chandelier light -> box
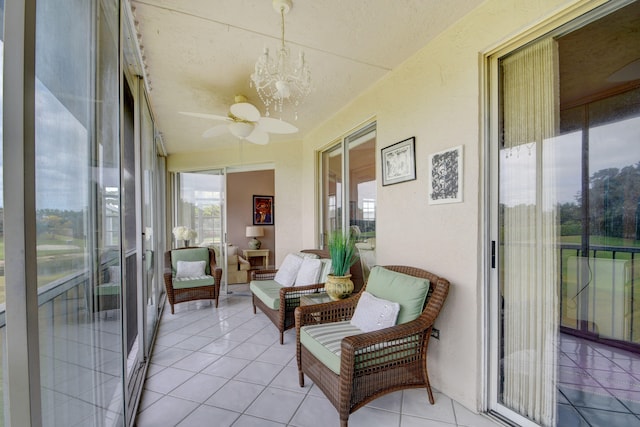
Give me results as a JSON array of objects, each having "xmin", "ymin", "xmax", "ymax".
[{"xmin": 250, "ymin": 0, "xmax": 311, "ymax": 120}]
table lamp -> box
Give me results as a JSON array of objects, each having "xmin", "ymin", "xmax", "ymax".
[{"xmin": 246, "ymin": 226, "xmax": 264, "ymax": 249}]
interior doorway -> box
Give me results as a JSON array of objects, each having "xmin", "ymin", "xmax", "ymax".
[{"xmin": 226, "ymin": 168, "xmax": 275, "ymax": 288}]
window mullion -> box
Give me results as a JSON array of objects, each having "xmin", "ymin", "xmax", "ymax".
[{"xmin": 3, "ymin": 0, "xmax": 43, "ymax": 426}]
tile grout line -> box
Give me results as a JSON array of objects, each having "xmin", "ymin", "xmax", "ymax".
[
  {"xmin": 450, "ymin": 396, "xmax": 462, "ymax": 427},
  {"xmin": 142, "ymin": 297, "xmax": 248, "ymax": 425},
  {"xmin": 139, "ymin": 292, "xmax": 501, "ymax": 426}
]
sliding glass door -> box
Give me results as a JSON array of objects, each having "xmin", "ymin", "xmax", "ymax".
[
  {"xmin": 140, "ymin": 90, "xmax": 162, "ymax": 358},
  {"xmin": 319, "ymin": 123, "xmax": 377, "ymax": 277},
  {"xmin": 1, "ymin": 0, "xmax": 165, "ymax": 424},
  {"xmin": 174, "ymin": 171, "xmax": 225, "ymax": 290},
  {"xmin": 489, "ymin": 2, "xmax": 640, "ymax": 425},
  {"xmin": 32, "ymin": 0, "xmax": 126, "ymax": 424}
]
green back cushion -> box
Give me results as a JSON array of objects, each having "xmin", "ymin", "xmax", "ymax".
[
  {"xmin": 171, "ymin": 248, "xmax": 210, "ymax": 275},
  {"xmin": 365, "ymin": 266, "xmax": 430, "ymax": 324}
]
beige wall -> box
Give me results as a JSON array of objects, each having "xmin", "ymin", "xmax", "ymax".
[
  {"xmin": 300, "ymin": 0, "xmax": 583, "ymax": 411},
  {"xmin": 166, "ymin": 0, "xmax": 595, "ymax": 413}
]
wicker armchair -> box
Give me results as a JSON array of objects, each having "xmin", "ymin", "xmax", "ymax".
[
  {"xmin": 164, "ymin": 247, "xmax": 222, "ymax": 314},
  {"xmin": 251, "ymin": 249, "xmax": 365, "ymax": 345},
  {"xmin": 295, "ymin": 265, "xmax": 450, "ymax": 427}
]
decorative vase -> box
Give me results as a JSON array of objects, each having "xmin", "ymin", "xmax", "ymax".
[
  {"xmin": 325, "ymin": 274, "xmax": 354, "ymax": 301},
  {"xmin": 183, "ymin": 240, "xmax": 190, "ymax": 247}
]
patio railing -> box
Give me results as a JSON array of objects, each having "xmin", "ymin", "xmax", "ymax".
[{"xmin": 560, "ymin": 243, "xmax": 640, "ymax": 351}]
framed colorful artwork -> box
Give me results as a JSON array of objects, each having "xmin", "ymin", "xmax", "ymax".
[{"xmin": 253, "ymin": 195, "xmax": 274, "ymax": 225}]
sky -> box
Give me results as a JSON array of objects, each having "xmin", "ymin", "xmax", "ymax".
[
  {"xmin": 0, "ymin": 40, "xmax": 92, "ymax": 211},
  {"xmin": 0, "ymin": 42, "xmax": 3, "ymax": 205},
  {"xmin": 500, "ymin": 115, "xmax": 640, "ymax": 207}
]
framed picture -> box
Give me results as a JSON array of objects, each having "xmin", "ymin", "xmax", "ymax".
[
  {"xmin": 381, "ymin": 137, "xmax": 416, "ymax": 186},
  {"xmin": 253, "ymin": 195, "xmax": 274, "ymax": 225},
  {"xmin": 428, "ymin": 145, "xmax": 463, "ymax": 204}
]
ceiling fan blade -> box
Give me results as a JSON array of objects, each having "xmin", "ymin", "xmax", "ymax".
[
  {"xmin": 229, "ymin": 102, "xmax": 260, "ymax": 122},
  {"xmin": 180, "ymin": 111, "xmax": 230, "ymax": 122},
  {"xmin": 257, "ymin": 117, "xmax": 298, "ymax": 134},
  {"xmin": 246, "ymin": 129, "xmax": 269, "ymax": 145},
  {"xmin": 202, "ymin": 124, "xmax": 229, "ymax": 138}
]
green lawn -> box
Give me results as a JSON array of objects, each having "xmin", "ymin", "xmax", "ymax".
[
  {"xmin": 560, "ymin": 234, "xmax": 640, "ymax": 248},
  {"xmin": 0, "ymin": 235, "xmax": 86, "ymax": 305}
]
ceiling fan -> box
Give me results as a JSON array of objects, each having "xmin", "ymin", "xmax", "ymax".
[{"xmin": 180, "ymin": 95, "xmax": 298, "ymax": 145}]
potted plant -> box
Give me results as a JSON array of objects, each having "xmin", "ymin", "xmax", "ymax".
[{"xmin": 326, "ymin": 230, "xmax": 359, "ymax": 300}]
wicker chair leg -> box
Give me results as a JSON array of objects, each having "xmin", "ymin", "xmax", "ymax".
[
  {"xmin": 298, "ymin": 371, "xmax": 304, "ymax": 387},
  {"xmin": 252, "ymin": 302, "xmax": 257, "ymax": 314},
  {"xmin": 340, "ymin": 418, "xmax": 348, "ymax": 427},
  {"xmin": 170, "ymin": 304, "xmax": 175, "ymax": 314},
  {"xmin": 279, "ymin": 331, "xmax": 284, "ymax": 345},
  {"xmin": 425, "ymin": 376, "xmax": 435, "ymax": 404}
]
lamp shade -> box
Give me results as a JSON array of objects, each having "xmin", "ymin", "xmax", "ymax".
[{"xmin": 246, "ymin": 226, "xmax": 264, "ymax": 238}]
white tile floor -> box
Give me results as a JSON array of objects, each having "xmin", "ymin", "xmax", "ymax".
[{"xmin": 136, "ymin": 286, "xmax": 502, "ymax": 427}]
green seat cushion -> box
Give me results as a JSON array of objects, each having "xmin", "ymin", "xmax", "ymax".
[
  {"xmin": 300, "ymin": 321, "xmax": 363, "ymax": 374},
  {"xmin": 301, "ymin": 321, "xmax": 420, "ymax": 375},
  {"xmin": 365, "ymin": 266, "xmax": 430, "ymax": 324},
  {"xmin": 173, "ymin": 276, "xmax": 214, "ymax": 290},
  {"xmin": 250, "ymin": 279, "xmax": 283, "ymax": 310},
  {"xmin": 96, "ymin": 283, "xmax": 120, "ymax": 296},
  {"xmin": 171, "ymin": 248, "xmax": 211, "ymax": 275}
]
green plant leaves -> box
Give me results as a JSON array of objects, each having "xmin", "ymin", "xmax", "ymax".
[{"xmin": 328, "ymin": 230, "xmax": 359, "ymax": 276}]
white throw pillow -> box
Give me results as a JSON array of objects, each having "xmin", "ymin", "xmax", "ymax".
[
  {"xmin": 350, "ymin": 291, "xmax": 400, "ymax": 332},
  {"xmin": 274, "ymin": 254, "xmax": 304, "ymax": 286},
  {"xmin": 175, "ymin": 260, "xmax": 206, "ymax": 278},
  {"xmin": 295, "ymin": 257, "xmax": 323, "ymax": 286}
]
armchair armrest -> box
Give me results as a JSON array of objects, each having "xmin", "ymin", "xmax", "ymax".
[
  {"xmin": 279, "ymin": 283, "xmax": 325, "ymax": 310},
  {"xmin": 212, "ymin": 266, "xmax": 223, "ymax": 283},
  {"xmin": 251, "ymin": 269, "xmax": 278, "ymax": 280},
  {"xmin": 295, "ymin": 293, "xmax": 361, "ymax": 327},
  {"xmin": 238, "ymin": 255, "xmax": 251, "ymax": 269}
]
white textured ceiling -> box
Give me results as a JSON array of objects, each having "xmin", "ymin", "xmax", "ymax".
[{"xmin": 130, "ymin": 0, "xmax": 484, "ymax": 153}]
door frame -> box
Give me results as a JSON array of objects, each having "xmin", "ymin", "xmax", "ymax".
[{"xmin": 482, "ymin": 0, "xmax": 631, "ymax": 424}]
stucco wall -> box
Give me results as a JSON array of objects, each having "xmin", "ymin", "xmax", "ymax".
[{"xmin": 301, "ymin": 0, "xmax": 580, "ymax": 411}]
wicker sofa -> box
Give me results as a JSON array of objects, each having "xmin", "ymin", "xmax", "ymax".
[
  {"xmin": 250, "ymin": 249, "xmax": 364, "ymax": 344},
  {"xmin": 295, "ymin": 265, "xmax": 450, "ymax": 427}
]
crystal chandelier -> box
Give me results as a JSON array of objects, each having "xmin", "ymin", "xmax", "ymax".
[{"xmin": 250, "ymin": 0, "xmax": 311, "ymax": 120}]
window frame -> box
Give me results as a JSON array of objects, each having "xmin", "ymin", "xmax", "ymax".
[{"xmin": 317, "ymin": 121, "xmax": 377, "ymax": 247}]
